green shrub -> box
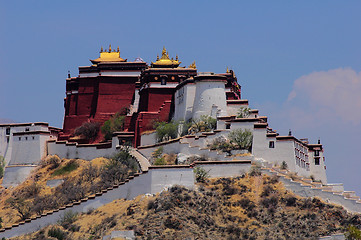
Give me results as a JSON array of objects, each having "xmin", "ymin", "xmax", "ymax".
[
  {"xmin": 101, "ymin": 112, "xmax": 126, "ymax": 141},
  {"xmin": 194, "ymin": 167, "xmax": 210, "ymax": 183},
  {"xmin": 249, "ymin": 165, "xmax": 261, "ymax": 176},
  {"xmin": 58, "ymin": 210, "xmax": 78, "ymax": 229},
  {"xmin": 42, "ymin": 155, "xmax": 62, "ymax": 169},
  {"xmin": 237, "ymin": 107, "xmax": 251, "ymax": 118},
  {"xmin": 345, "ymin": 225, "xmax": 361, "ymax": 240},
  {"xmin": 208, "ymin": 136, "xmax": 232, "ymax": 153},
  {"xmin": 74, "ymin": 121, "xmax": 100, "ymax": 140},
  {"xmin": 154, "ymin": 121, "xmax": 179, "ymax": 142},
  {"xmin": 188, "ymin": 115, "xmax": 216, "ymax": 134},
  {"xmin": 154, "ymin": 157, "xmax": 166, "ymax": 165},
  {"xmin": 151, "ymin": 147, "xmax": 166, "ymax": 165},
  {"xmin": 48, "ymin": 226, "xmax": 67, "ymax": 240},
  {"xmin": 281, "ymin": 161, "xmax": 288, "ymax": 170},
  {"xmin": 100, "ymin": 148, "xmax": 139, "ymax": 187},
  {"xmin": 52, "ymin": 160, "xmax": 79, "ymax": 176},
  {"xmin": 228, "ymin": 129, "xmax": 253, "ymax": 151},
  {"xmin": 0, "ymin": 156, "xmax": 4, "ymax": 178}
]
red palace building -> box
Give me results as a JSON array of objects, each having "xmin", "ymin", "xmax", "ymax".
[{"xmin": 60, "ymin": 46, "xmax": 241, "ymax": 146}]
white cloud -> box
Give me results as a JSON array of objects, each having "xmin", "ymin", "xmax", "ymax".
[{"xmin": 286, "ymin": 68, "xmax": 361, "ymax": 126}]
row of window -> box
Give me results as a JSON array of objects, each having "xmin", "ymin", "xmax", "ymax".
[
  {"xmin": 18, "ymin": 136, "xmax": 35, "ymax": 141},
  {"xmin": 295, "ymin": 142, "xmax": 308, "ymax": 154},
  {"xmin": 295, "ymin": 158, "xmax": 310, "ymax": 170}
]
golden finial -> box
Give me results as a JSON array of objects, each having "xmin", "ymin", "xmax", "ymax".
[
  {"xmin": 108, "ymin": 44, "xmax": 112, "ymax": 53},
  {"xmin": 117, "ymin": 46, "xmax": 119, "ymax": 52},
  {"xmin": 189, "ymin": 61, "xmax": 196, "ymax": 69},
  {"xmin": 156, "ymin": 54, "xmax": 159, "ymax": 61},
  {"xmin": 162, "ymin": 47, "xmax": 167, "ymax": 56},
  {"xmin": 226, "ymin": 67, "xmax": 229, "ymax": 73},
  {"xmin": 100, "ymin": 46, "xmax": 103, "ymax": 53},
  {"xmin": 166, "ymin": 51, "xmax": 169, "ymax": 58},
  {"xmin": 176, "ymin": 55, "xmax": 178, "ymax": 61}
]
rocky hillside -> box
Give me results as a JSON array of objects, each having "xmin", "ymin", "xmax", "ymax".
[
  {"xmin": 0, "ymin": 150, "xmax": 139, "ymax": 227},
  {"xmin": 11, "ymin": 173, "xmax": 361, "ymax": 240}
]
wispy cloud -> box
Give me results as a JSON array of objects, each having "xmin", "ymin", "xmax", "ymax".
[{"xmin": 286, "ymin": 68, "xmax": 361, "ymax": 126}]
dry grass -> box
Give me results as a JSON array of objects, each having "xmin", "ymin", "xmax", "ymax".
[{"xmin": 0, "ymin": 156, "xmax": 109, "ymax": 225}]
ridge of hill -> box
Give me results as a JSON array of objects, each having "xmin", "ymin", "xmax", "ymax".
[{"xmin": 11, "ymin": 174, "xmax": 361, "ymax": 240}]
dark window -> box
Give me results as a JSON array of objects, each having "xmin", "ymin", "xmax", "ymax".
[
  {"xmin": 226, "ymin": 124, "xmax": 231, "ymax": 129},
  {"xmin": 6, "ymin": 128, "xmax": 10, "ymax": 135},
  {"xmin": 315, "ymin": 157, "xmax": 320, "ymax": 165},
  {"xmin": 161, "ymin": 78, "xmax": 166, "ymax": 85},
  {"xmin": 25, "ymin": 137, "xmax": 28, "ymax": 140},
  {"xmin": 25, "ymin": 128, "xmax": 30, "ymax": 132},
  {"xmin": 32, "ymin": 136, "xmax": 35, "ymax": 140},
  {"xmin": 269, "ymin": 141, "xmax": 275, "ymax": 148},
  {"xmin": 19, "ymin": 137, "xmax": 21, "ymax": 141},
  {"xmin": 314, "ymin": 150, "xmax": 320, "ymax": 156}
]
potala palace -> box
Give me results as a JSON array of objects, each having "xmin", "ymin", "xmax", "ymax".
[{"xmin": 0, "ymin": 47, "xmax": 360, "ymax": 235}]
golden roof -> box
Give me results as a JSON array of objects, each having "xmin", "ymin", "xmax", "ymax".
[
  {"xmin": 189, "ymin": 61, "xmax": 196, "ymax": 69},
  {"xmin": 151, "ymin": 47, "xmax": 180, "ymax": 68},
  {"xmin": 91, "ymin": 45, "xmax": 127, "ymax": 64}
]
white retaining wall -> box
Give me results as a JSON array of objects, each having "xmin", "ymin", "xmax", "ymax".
[
  {"xmin": 47, "ymin": 136, "xmax": 120, "ymax": 160},
  {"xmin": 2, "ymin": 165, "xmax": 37, "ymax": 188},
  {"xmin": 197, "ymin": 162, "xmax": 251, "ymax": 178}
]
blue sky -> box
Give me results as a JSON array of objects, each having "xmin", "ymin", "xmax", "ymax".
[{"xmin": 1, "ymin": 1, "xmax": 361, "ymax": 195}]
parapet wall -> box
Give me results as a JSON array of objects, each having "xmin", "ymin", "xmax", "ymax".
[
  {"xmin": 2, "ymin": 165, "xmax": 37, "ymax": 188},
  {"xmin": 47, "ymin": 138, "xmax": 118, "ymax": 160}
]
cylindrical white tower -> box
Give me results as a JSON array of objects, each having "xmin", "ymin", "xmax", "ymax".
[{"xmin": 192, "ymin": 74, "xmax": 228, "ymax": 120}]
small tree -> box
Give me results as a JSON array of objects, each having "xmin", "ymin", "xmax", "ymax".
[
  {"xmin": 74, "ymin": 122, "xmax": 100, "ymax": 141},
  {"xmin": 58, "ymin": 210, "xmax": 78, "ymax": 229},
  {"xmin": 228, "ymin": 129, "xmax": 253, "ymax": 151},
  {"xmin": 101, "ymin": 112, "xmax": 126, "ymax": 141},
  {"xmin": 6, "ymin": 197, "xmax": 31, "ymax": 220},
  {"xmin": 237, "ymin": 107, "xmax": 251, "ymax": 118},
  {"xmin": 188, "ymin": 115, "xmax": 216, "ymax": 134},
  {"xmin": 151, "ymin": 147, "xmax": 166, "ymax": 165},
  {"xmin": 345, "ymin": 225, "xmax": 361, "ymax": 240},
  {"xmin": 281, "ymin": 161, "xmax": 288, "ymax": 170},
  {"xmin": 0, "ymin": 156, "xmax": 5, "ymax": 178},
  {"xmin": 154, "ymin": 121, "xmax": 178, "ymax": 142},
  {"xmin": 194, "ymin": 167, "xmax": 210, "ymax": 183}
]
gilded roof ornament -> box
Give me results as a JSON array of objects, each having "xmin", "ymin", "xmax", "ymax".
[
  {"xmin": 151, "ymin": 47, "xmax": 181, "ymax": 68},
  {"xmin": 189, "ymin": 61, "xmax": 196, "ymax": 69},
  {"xmin": 226, "ymin": 67, "xmax": 229, "ymax": 73},
  {"xmin": 91, "ymin": 45, "xmax": 127, "ymax": 64}
]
